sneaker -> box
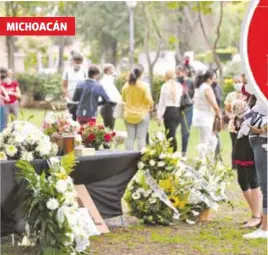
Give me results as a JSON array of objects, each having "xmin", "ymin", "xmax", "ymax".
[{"xmin": 243, "ymin": 228, "xmax": 268, "ymax": 239}]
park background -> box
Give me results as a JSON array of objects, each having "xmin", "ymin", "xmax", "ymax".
[{"xmin": 0, "ymin": 1, "xmax": 267, "ymax": 254}]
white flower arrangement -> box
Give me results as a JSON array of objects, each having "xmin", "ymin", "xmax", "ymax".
[
  {"xmin": 0, "ymin": 121, "xmax": 57, "ymax": 161},
  {"xmin": 16, "ymin": 153, "xmax": 99, "ymax": 254}
]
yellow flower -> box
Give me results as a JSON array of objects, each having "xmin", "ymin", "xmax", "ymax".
[
  {"xmin": 55, "ymin": 172, "xmax": 68, "ymax": 180},
  {"xmin": 159, "ymin": 179, "xmax": 172, "ymax": 193},
  {"xmin": 169, "ymin": 196, "xmax": 180, "ymax": 207}
]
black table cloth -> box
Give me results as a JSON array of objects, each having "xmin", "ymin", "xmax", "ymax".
[{"xmin": 1, "ymin": 150, "xmax": 141, "ymax": 235}]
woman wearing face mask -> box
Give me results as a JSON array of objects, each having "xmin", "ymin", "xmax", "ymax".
[
  {"xmin": 0, "ymin": 68, "xmax": 21, "ymax": 126},
  {"xmin": 224, "ymin": 75, "xmax": 247, "ymax": 169}
]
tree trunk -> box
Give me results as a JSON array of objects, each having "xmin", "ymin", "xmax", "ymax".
[
  {"xmin": 101, "ymin": 32, "xmax": 117, "ymax": 65},
  {"xmin": 58, "ymin": 36, "xmax": 65, "ymax": 73},
  {"xmin": 5, "ymin": 2, "xmax": 15, "ymax": 71},
  {"xmin": 198, "ymin": 2, "xmax": 224, "ymax": 83}
]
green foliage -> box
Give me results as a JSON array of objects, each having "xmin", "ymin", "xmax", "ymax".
[
  {"xmin": 61, "ymin": 152, "xmax": 76, "ymax": 175},
  {"xmin": 222, "ymin": 77, "xmax": 235, "ymax": 101},
  {"xmin": 16, "ymin": 73, "xmax": 62, "ymax": 101}
]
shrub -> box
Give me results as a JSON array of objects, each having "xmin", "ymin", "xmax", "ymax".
[
  {"xmin": 16, "ymin": 73, "xmax": 62, "ymax": 101},
  {"xmin": 222, "ymin": 77, "xmax": 234, "ymax": 101}
]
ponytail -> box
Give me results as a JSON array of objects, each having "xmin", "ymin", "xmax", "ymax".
[
  {"xmin": 194, "ymin": 69, "xmax": 215, "ymax": 88},
  {"xmin": 128, "ymin": 64, "xmax": 144, "ymax": 85}
]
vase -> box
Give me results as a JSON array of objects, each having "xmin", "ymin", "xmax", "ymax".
[
  {"xmin": 52, "ymin": 134, "xmax": 75, "ymax": 155},
  {"xmin": 199, "ymin": 209, "xmax": 210, "ymax": 222}
]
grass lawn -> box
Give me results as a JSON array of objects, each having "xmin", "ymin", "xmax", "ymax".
[{"xmin": 1, "ymin": 108, "xmax": 267, "ymax": 255}]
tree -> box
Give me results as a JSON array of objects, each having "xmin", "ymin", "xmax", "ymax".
[
  {"xmin": 195, "ymin": 2, "xmax": 224, "ymax": 81},
  {"xmin": 141, "ymin": 2, "xmax": 164, "ymax": 87}
]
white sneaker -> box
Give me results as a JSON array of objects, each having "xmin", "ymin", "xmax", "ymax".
[{"xmin": 243, "ymin": 228, "xmax": 268, "ymax": 239}]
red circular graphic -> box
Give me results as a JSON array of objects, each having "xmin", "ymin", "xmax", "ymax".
[{"xmin": 247, "ymin": 0, "xmax": 268, "ymax": 99}]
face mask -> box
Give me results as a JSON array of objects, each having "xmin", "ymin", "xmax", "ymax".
[
  {"xmin": 234, "ymin": 82, "xmax": 243, "ymax": 91},
  {"xmin": 73, "ymin": 64, "xmax": 81, "ymax": 72}
]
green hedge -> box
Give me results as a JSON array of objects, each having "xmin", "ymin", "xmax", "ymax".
[
  {"xmin": 115, "ymin": 72, "xmax": 165, "ymax": 101},
  {"xmin": 16, "ymin": 73, "xmax": 62, "ymax": 101}
]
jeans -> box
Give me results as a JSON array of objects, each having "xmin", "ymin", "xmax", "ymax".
[
  {"xmin": 125, "ymin": 115, "xmax": 150, "ymax": 150},
  {"xmin": 0, "ymin": 106, "xmax": 5, "ymax": 131},
  {"xmin": 249, "ymin": 136, "xmax": 268, "ymax": 214},
  {"xmin": 180, "ymin": 105, "xmax": 193, "ymax": 155},
  {"xmin": 100, "ymin": 103, "xmax": 116, "ymax": 130},
  {"xmin": 5, "ymin": 101, "xmax": 19, "ymax": 125},
  {"xmin": 164, "ymin": 107, "xmax": 181, "ymax": 152},
  {"xmin": 67, "ymin": 103, "xmax": 78, "ymax": 121}
]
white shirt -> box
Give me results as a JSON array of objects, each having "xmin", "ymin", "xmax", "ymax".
[
  {"xmin": 100, "ymin": 75, "xmax": 122, "ymax": 103},
  {"xmin": 157, "ymin": 80, "xmax": 183, "ymax": 119},
  {"xmin": 192, "ymin": 83, "xmax": 215, "ymax": 128},
  {"xmin": 62, "ymin": 67, "xmax": 87, "ymax": 104}
]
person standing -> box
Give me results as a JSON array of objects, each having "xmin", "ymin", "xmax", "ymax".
[
  {"xmin": 62, "ymin": 53, "xmax": 87, "ymax": 121},
  {"xmin": 100, "ymin": 64, "xmax": 122, "ymax": 130},
  {"xmin": 0, "ymin": 68, "xmax": 21, "ymax": 126},
  {"xmin": 73, "ymin": 65, "xmax": 110, "ymax": 125},
  {"xmin": 211, "ymin": 72, "xmax": 223, "ymax": 159},
  {"xmin": 176, "ymin": 65, "xmax": 194, "ymax": 158},
  {"xmin": 122, "ymin": 64, "xmax": 153, "ymax": 150},
  {"xmin": 192, "ymin": 70, "xmax": 221, "ymax": 145},
  {"xmin": 244, "ymin": 98, "xmax": 268, "ymax": 239},
  {"xmin": 224, "ymin": 75, "xmax": 246, "ymax": 169},
  {"xmin": 158, "ymin": 69, "xmax": 183, "ymax": 152}
]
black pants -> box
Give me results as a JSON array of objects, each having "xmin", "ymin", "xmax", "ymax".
[
  {"xmin": 237, "ymin": 165, "xmax": 259, "ymax": 191},
  {"xmin": 230, "ymin": 132, "xmax": 237, "ymax": 169},
  {"xmin": 163, "ymin": 107, "xmax": 181, "ymax": 152},
  {"xmin": 67, "ymin": 103, "xmax": 77, "ymax": 121},
  {"xmin": 100, "ymin": 103, "xmax": 116, "ymax": 130}
]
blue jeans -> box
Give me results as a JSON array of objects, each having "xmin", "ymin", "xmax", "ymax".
[
  {"xmin": 249, "ymin": 136, "xmax": 268, "ymax": 214},
  {"xmin": 0, "ymin": 106, "xmax": 5, "ymax": 132},
  {"xmin": 180, "ymin": 105, "xmax": 193, "ymax": 155}
]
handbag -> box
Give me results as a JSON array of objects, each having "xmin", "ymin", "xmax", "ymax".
[
  {"xmin": 213, "ymin": 116, "xmax": 222, "ymax": 133},
  {"xmin": 113, "ymin": 102, "xmax": 124, "ymax": 119}
]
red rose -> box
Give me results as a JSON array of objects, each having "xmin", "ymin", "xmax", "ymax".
[
  {"xmin": 79, "ymin": 126, "xmax": 84, "ymax": 134},
  {"xmin": 112, "ymin": 132, "xmax": 116, "ymax": 137},
  {"xmin": 88, "ymin": 133, "xmax": 96, "ymax": 142},
  {"xmin": 104, "ymin": 133, "xmax": 111, "ymax": 142},
  {"xmin": 88, "ymin": 121, "xmax": 96, "ymax": 127}
]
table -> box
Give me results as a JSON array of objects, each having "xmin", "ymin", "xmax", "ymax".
[{"xmin": 1, "ymin": 150, "xmax": 141, "ymax": 236}]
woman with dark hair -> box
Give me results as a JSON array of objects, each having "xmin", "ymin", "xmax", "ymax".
[
  {"xmin": 192, "ymin": 70, "xmax": 220, "ymax": 145},
  {"xmin": 122, "ymin": 64, "xmax": 153, "ymax": 150}
]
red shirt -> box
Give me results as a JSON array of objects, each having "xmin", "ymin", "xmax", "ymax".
[{"xmin": 2, "ymin": 80, "xmax": 19, "ymax": 104}]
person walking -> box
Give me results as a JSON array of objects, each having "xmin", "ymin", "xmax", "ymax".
[
  {"xmin": 0, "ymin": 68, "xmax": 21, "ymax": 126},
  {"xmin": 0, "ymin": 73, "xmax": 10, "ymax": 132},
  {"xmin": 244, "ymin": 97, "xmax": 268, "ymax": 239},
  {"xmin": 62, "ymin": 53, "xmax": 87, "ymax": 120},
  {"xmin": 192, "ymin": 70, "xmax": 221, "ymax": 146},
  {"xmin": 73, "ymin": 65, "xmax": 110, "ymax": 125},
  {"xmin": 122, "ymin": 64, "xmax": 153, "ymax": 150},
  {"xmin": 176, "ymin": 65, "xmax": 194, "ymax": 158},
  {"xmin": 100, "ymin": 64, "xmax": 122, "ymax": 130},
  {"xmin": 224, "ymin": 75, "xmax": 246, "ymax": 169},
  {"xmin": 158, "ymin": 69, "xmax": 183, "ymax": 152}
]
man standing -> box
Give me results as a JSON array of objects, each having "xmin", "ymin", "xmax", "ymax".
[
  {"xmin": 176, "ymin": 65, "xmax": 195, "ymax": 159},
  {"xmin": 62, "ymin": 53, "xmax": 87, "ymax": 120},
  {"xmin": 73, "ymin": 65, "xmax": 110, "ymax": 125},
  {"xmin": 99, "ymin": 64, "xmax": 122, "ymax": 130}
]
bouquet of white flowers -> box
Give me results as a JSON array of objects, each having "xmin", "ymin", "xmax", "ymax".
[
  {"xmin": 16, "ymin": 153, "xmax": 99, "ymax": 254},
  {"xmin": 0, "ymin": 121, "xmax": 58, "ymax": 161}
]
